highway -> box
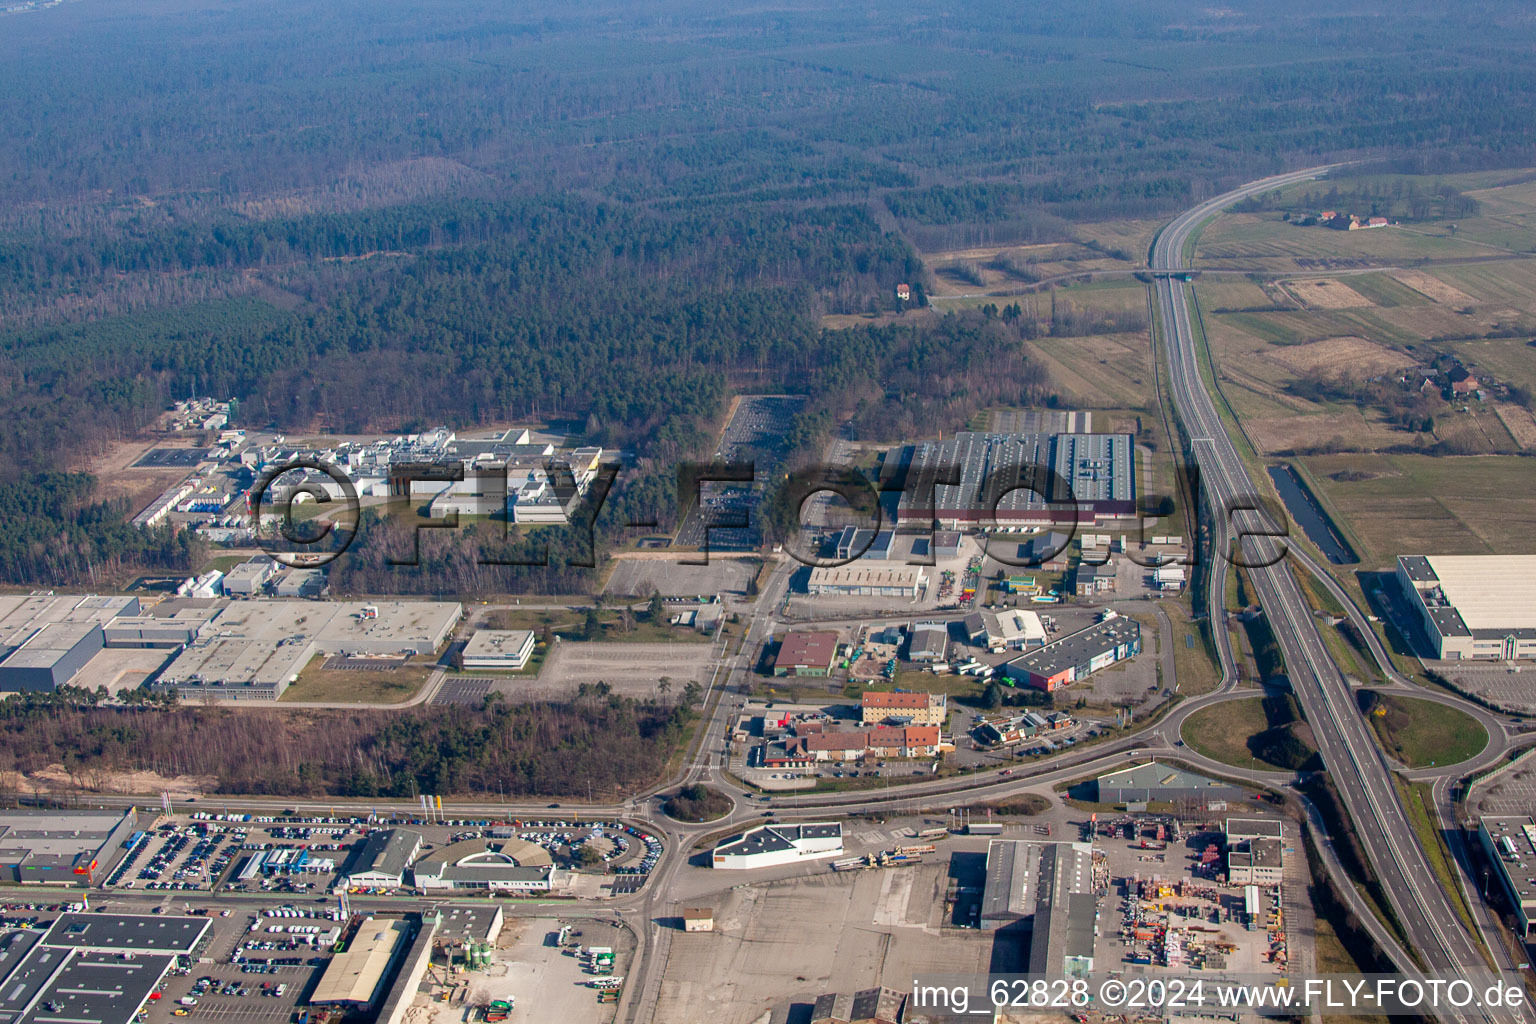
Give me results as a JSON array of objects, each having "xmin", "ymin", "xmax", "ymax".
[{"xmin": 1150, "ymin": 168, "xmax": 1507, "ymax": 1013}]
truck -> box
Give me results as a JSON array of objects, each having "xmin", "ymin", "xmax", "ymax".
[{"xmin": 485, "ymin": 1000, "xmax": 513, "ymax": 1022}]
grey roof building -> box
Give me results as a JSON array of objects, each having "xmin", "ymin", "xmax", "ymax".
[
  {"xmin": 342, "ymin": 829, "xmax": 423, "ymax": 888},
  {"xmin": 980, "ymin": 840, "xmax": 1097, "ymax": 978},
  {"xmin": 42, "ymin": 914, "xmax": 210, "ymax": 955},
  {"xmin": 893, "ymin": 431, "xmax": 1135, "ymax": 528},
  {"xmin": 14, "ymin": 952, "xmax": 175, "ymax": 1024},
  {"xmin": 1000, "ymin": 614, "xmax": 1141, "ymax": 691},
  {"xmin": 907, "ymin": 623, "xmax": 948, "ymax": 663},
  {"xmin": 1095, "ymin": 762, "xmax": 1246, "ymax": 805},
  {"xmin": 0, "ymin": 809, "xmax": 137, "ymax": 886}
]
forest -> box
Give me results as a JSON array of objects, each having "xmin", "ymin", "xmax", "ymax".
[
  {"xmin": 0, "ymin": 689, "xmax": 693, "ymax": 800},
  {"xmin": 4, "ymin": 0, "xmax": 1536, "ymax": 586}
]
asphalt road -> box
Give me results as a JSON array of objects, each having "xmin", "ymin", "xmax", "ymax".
[{"xmin": 1150, "ymin": 167, "xmax": 1513, "ymax": 1021}]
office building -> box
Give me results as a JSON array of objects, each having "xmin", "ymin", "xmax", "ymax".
[{"xmin": 457, "ymin": 630, "xmax": 535, "ymax": 671}]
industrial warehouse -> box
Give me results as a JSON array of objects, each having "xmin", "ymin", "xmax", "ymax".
[
  {"xmin": 0, "ymin": 592, "xmax": 461, "ymax": 700},
  {"xmin": 980, "ymin": 839, "xmax": 1098, "ymax": 979},
  {"xmin": 0, "ymin": 809, "xmax": 137, "ymax": 886},
  {"xmin": 1478, "ymin": 816, "xmax": 1536, "ymax": 939},
  {"xmin": 154, "ymin": 599, "xmax": 461, "ymax": 700},
  {"xmin": 1397, "ymin": 555, "xmax": 1536, "ymax": 660},
  {"xmin": 1094, "ymin": 762, "xmax": 1248, "ymax": 806},
  {"xmin": 0, "ymin": 913, "xmax": 211, "ymax": 1024},
  {"xmin": 891, "ymin": 431, "xmax": 1137, "ymax": 529},
  {"xmin": 999, "ymin": 612, "xmax": 1141, "ymax": 691},
  {"xmin": 805, "ymin": 565, "xmax": 927, "ymax": 598},
  {"xmin": 0, "ymin": 595, "xmax": 141, "ymax": 691}
]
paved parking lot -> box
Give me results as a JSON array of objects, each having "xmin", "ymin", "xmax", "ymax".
[
  {"xmin": 433, "ymin": 677, "xmax": 495, "ymax": 705},
  {"xmin": 674, "ymin": 395, "xmax": 804, "ymax": 551},
  {"xmin": 136, "ymin": 447, "xmax": 211, "ymax": 467},
  {"xmin": 603, "ymin": 557, "xmax": 758, "ymax": 598},
  {"xmin": 500, "ymin": 641, "xmax": 720, "ymax": 699},
  {"xmin": 1470, "ymin": 749, "xmax": 1536, "ymax": 816},
  {"xmin": 1434, "ymin": 662, "xmax": 1536, "ymax": 713},
  {"xmin": 495, "ymin": 917, "xmax": 628, "ymax": 1024}
]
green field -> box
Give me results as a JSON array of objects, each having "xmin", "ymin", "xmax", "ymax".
[
  {"xmin": 1166, "ymin": 602, "xmax": 1221, "ymax": 696},
  {"xmin": 279, "ymin": 655, "xmax": 436, "ymax": 704},
  {"xmin": 1299, "ymin": 453, "xmax": 1536, "ymax": 565},
  {"xmin": 1366, "ymin": 693, "xmax": 1487, "ymax": 769},
  {"xmin": 1180, "ymin": 697, "xmax": 1293, "ymax": 772},
  {"xmin": 1027, "ymin": 331, "xmax": 1154, "ymax": 409}
]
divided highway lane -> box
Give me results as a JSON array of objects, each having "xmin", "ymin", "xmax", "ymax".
[{"xmin": 1152, "ymin": 168, "xmax": 1511, "ymax": 1020}]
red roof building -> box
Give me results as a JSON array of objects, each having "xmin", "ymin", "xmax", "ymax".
[{"xmin": 773, "ymin": 630, "xmax": 839, "ymax": 676}]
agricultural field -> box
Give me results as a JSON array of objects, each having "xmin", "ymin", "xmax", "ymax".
[
  {"xmin": 1297, "ymin": 453, "xmax": 1536, "ymax": 566},
  {"xmin": 1279, "ymin": 277, "xmax": 1373, "ymax": 309},
  {"xmin": 1027, "ymin": 330, "xmax": 1154, "ymax": 409},
  {"xmin": 1433, "ymin": 259, "xmax": 1536, "ymax": 311},
  {"xmin": 1195, "ymin": 213, "xmax": 1493, "ymax": 269}
]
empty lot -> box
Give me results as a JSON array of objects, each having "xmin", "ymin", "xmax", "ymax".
[
  {"xmin": 604, "ymin": 557, "xmax": 759, "ymax": 598},
  {"xmin": 654, "ymin": 867, "xmax": 1004, "ymax": 1024},
  {"xmin": 495, "ymin": 641, "xmax": 722, "ymax": 699}
]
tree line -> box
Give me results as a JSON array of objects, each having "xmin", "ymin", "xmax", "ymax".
[{"xmin": 0, "ymin": 690, "xmax": 694, "ymax": 800}]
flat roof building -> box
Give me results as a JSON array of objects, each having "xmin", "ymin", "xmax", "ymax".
[
  {"xmin": 152, "ymin": 600, "xmax": 461, "ymax": 700},
  {"xmin": 458, "ymin": 630, "xmax": 535, "ymax": 671},
  {"xmin": 1227, "ymin": 837, "xmax": 1283, "ymax": 886},
  {"xmin": 0, "ymin": 810, "xmax": 137, "ymax": 886},
  {"xmin": 221, "ymin": 557, "xmax": 279, "ymax": 596},
  {"xmin": 1000, "ymin": 613, "xmax": 1141, "ymax": 691},
  {"xmin": 0, "ymin": 596, "xmax": 138, "ymax": 692},
  {"xmin": 1397, "ymin": 555, "xmax": 1536, "ymax": 660},
  {"xmin": 1478, "ymin": 816, "xmax": 1536, "ymax": 938},
  {"xmin": 427, "ymin": 905, "xmax": 505, "ymax": 947},
  {"xmin": 892, "ymin": 432, "xmax": 1135, "ymax": 529},
  {"xmin": 42, "ymin": 914, "xmax": 210, "ymax": 955},
  {"xmin": 154, "ymin": 637, "xmax": 315, "ymax": 701},
  {"xmin": 13, "ymin": 951, "xmax": 175, "ymax": 1024}
]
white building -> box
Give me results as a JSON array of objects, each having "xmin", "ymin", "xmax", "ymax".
[
  {"xmin": 1398, "ymin": 555, "xmax": 1536, "ymax": 660},
  {"xmin": 711, "ymin": 822, "xmax": 843, "ymax": 870},
  {"xmin": 458, "ymin": 630, "xmax": 535, "ymax": 671}
]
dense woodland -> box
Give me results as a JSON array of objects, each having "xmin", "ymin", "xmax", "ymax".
[
  {"xmin": 5, "ymin": 0, "xmax": 1536, "ymax": 587},
  {"xmin": 0, "ymin": 690, "xmax": 692, "ymax": 799}
]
